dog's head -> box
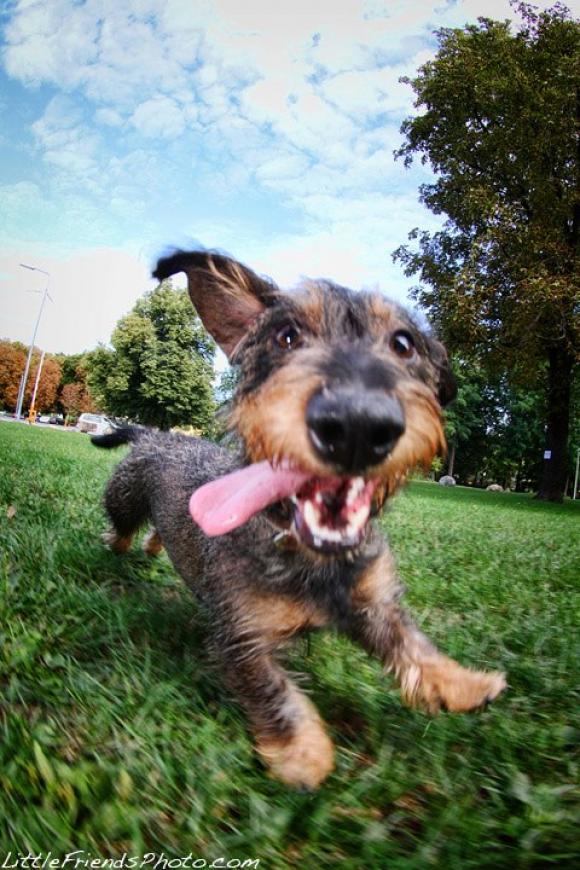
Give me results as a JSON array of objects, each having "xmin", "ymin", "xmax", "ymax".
[{"xmin": 154, "ymin": 249, "xmax": 456, "ymax": 555}]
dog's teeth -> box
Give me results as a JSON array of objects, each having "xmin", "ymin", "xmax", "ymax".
[
  {"xmin": 303, "ymin": 500, "xmax": 318, "ymax": 529},
  {"xmin": 346, "ymin": 476, "xmax": 365, "ymax": 505},
  {"xmin": 348, "ymin": 504, "xmax": 370, "ymax": 532}
]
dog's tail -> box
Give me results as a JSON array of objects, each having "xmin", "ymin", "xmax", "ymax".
[{"xmin": 91, "ymin": 425, "xmax": 143, "ymax": 450}]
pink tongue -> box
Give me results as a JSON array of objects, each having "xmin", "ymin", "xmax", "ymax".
[{"xmin": 189, "ymin": 461, "xmax": 311, "ymax": 536}]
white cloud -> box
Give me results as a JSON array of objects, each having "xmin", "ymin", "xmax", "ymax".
[
  {"xmin": 94, "ymin": 107, "xmax": 124, "ymax": 127},
  {"xmin": 130, "ymin": 96, "xmax": 187, "ymax": 138}
]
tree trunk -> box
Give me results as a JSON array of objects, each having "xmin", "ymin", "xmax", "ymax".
[
  {"xmin": 447, "ymin": 443, "xmax": 456, "ymax": 477},
  {"xmin": 536, "ymin": 346, "xmax": 574, "ymax": 502}
]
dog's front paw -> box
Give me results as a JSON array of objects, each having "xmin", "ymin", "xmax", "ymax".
[
  {"xmin": 256, "ymin": 717, "xmax": 334, "ymax": 789},
  {"xmin": 404, "ymin": 656, "xmax": 507, "ymax": 714}
]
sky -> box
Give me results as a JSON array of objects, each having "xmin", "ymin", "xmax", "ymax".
[{"xmin": 0, "ymin": 0, "xmax": 558, "ymax": 359}]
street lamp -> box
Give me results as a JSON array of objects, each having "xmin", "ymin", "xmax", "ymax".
[{"xmin": 15, "ymin": 264, "xmax": 53, "ymax": 421}]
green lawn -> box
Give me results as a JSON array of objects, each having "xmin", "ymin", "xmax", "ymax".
[{"xmin": 0, "ymin": 423, "xmax": 578, "ymax": 867}]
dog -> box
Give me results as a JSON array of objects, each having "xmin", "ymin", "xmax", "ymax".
[{"xmin": 93, "ymin": 249, "xmax": 506, "ymax": 789}]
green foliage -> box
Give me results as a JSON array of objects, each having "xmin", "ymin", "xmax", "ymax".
[
  {"xmin": 215, "ymin": 366, "xmax": 239, "ymax": 405},
  {"xmin": 56, "ymin": 352, "xmax": 85, "ymax": 387},
  {"xmin": 86, "ymin": 282, "xmax": 216, "ymax": 431},
  {"xmin": 444, "ymin": 358, "xmax": 486, "ymax": 445},
  {"xmin": 1, "ymin": 424, "xmax": 578, "ymax": 860},
  {"xmin": 444, "ymin": 359, "xmax": 546, "ymax": 489}
]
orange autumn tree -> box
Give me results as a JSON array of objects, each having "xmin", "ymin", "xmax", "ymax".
[
  {"xmin": 0, "ymin": 340, "xmax": 26, "ymax": 409},
  {"xmin": 28, "ymin": 353, "xmax": 61, "ymax": 411},
  {"xmin": 0, "ymin": 340, "xmax": 61, "ymax": 412}
]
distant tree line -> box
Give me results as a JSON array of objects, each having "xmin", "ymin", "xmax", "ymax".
[
  {"xmin": 1, "ymin": 275, "xmax": 576, "ymax": 492},
  {"xmin": 0, "ymin": 280, "xmax": 217, "ymax": 435},
  {"xmin": 443, "ymin": 357, "xmax": 558, "ymax": 491},
  {"xmin": 0, "ymin": 340, "xmax": 94, "ymax": 420}
]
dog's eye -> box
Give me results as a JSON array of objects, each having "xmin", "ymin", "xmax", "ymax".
[
  {"xmin": 275, "ymin": 324, "xmax": 302, "ymax": 351},
  {"xmin": 390, "ymin": 330, "xmax": 415, "ymax": 359}
]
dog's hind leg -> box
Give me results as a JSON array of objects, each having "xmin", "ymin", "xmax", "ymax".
[
  {"xmin": 101, "ymin": 459, "xmax": 150, "ymax": 554},
  {"xmin": 102, "ymin": 528, "xmax": 134, "ymax": 554},
  {"xmin": 143, "ymin": 527, "xmax": 164, "ymax": 556}
]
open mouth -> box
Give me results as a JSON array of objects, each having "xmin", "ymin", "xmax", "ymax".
[
  {"xmin": 291, "ymin": 476, "xmax": 376, "ymax": 553},
  {"xmin": 189, "ymin": 461, "xmax": 378, "ymax": 555}
]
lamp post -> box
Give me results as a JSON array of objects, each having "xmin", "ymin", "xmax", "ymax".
[
  {"xmin": 29, "ymin": 349, "xmax": 46, "ymax": 420},
  {"xmin": 15, "ymin": 264, "xmax": 52, "ymax": 421}
]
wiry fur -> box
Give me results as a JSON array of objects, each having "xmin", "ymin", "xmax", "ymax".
[{"xmin": 95, "ymin": 248, "xmax": 506, "ymax": 789}]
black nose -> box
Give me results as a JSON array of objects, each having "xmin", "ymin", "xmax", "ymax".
[{"xmin": 306, "ymin": 388, "xmax": 405, "ymax": 473}]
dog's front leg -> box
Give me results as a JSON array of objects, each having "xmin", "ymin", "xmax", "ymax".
[
  {"xmin": 215, "ymin": 632, "xmax": 334, "ymax": 789},
  {"xmin": 349, "ymin": 551, "xmax": 506, "ymax": 714}
]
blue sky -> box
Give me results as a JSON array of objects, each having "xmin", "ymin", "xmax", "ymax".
[{"xmin": 0, "ymin": 0, "xmax": 554, "ymax": 357}]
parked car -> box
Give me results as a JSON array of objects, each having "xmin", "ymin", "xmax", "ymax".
[
  {"xmin": 77, "ymin": 413, "xmax": 113, "ymax": 436},
  {"xmin": 48, "ymin": 414, "xmax": 64, "ymax": 425}
]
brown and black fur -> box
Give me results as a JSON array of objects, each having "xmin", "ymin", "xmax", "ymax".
[{"xmin": 94, "ymin": 249, "xmax": 506, "ymax": 789}]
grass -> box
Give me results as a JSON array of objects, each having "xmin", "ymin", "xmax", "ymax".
[{"xmin": 0, "ymin": 422, "xmax": 578, "ymax": 867}]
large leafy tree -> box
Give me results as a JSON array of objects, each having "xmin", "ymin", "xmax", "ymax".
[
  {"xmin": 86, "ymin": 282, "xmax": 216, "ymax": 431},
  {"xmin": 395, "ymin": 2, "xmax": 579, "ymax": 501}
]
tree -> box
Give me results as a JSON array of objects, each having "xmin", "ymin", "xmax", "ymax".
[
  {"xmin": 442, "ymin": 357, "xmax": 487, "ymax": 478},
  {"xmin": 86, "ymin": 282, "xmax": 216, "ymax": 431},
  {"xmin": 394, "ymin": 2, "xmax": 579, "ymax": 501},
  {"xmin": 0, "ymin": 340, "xmax": 26, "ymax": 410},
  {"xmin": 56, "ymin": 353, "xmax": 97, "ymax": 418},
  {"xmin": 27, "ymin": 353, "xmax": 61, "ymax": 412},
  {"xmin": 60, "ymin": 379, "xmax": 95, "ymax": 419},
  {"xmin": 215, "ymin": 366, "xmax": 239, "ymax": 406},
  {"xmin": 441, "ymin": 358, "xmax": 546, "ymax": 489}
]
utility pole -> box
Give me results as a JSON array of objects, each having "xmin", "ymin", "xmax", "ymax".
[
  {"xmin": 15, "ymin": 265, "xmax": 52, "ymax": 421},
  {"xmin": 29, "ymin": 349, "xmax": 46, "ymax": 419}
]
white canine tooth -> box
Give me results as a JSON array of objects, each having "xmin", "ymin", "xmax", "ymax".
[
  {"xmin": 315, "ymin": 491, "xmax": 323, "ymax": 504},
  {"xmin": 348, "ymin": 504, "xmax": 370, "ymax": 532},
  {"xmin": 303, "ymin": 500, "xmax": 318, "ymax": 529},
  {"xmin": 346, "ymin": 476, "xmax": 365, "ymax": 505}
]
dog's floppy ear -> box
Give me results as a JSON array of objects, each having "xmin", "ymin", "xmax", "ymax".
[
  {"xmin": 153, "ymin": 249, "xmax": 276, "ymax": 358},
  {"xmin": 428, "ymin": 337, "xmax": 457, "ymax": 407}
]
